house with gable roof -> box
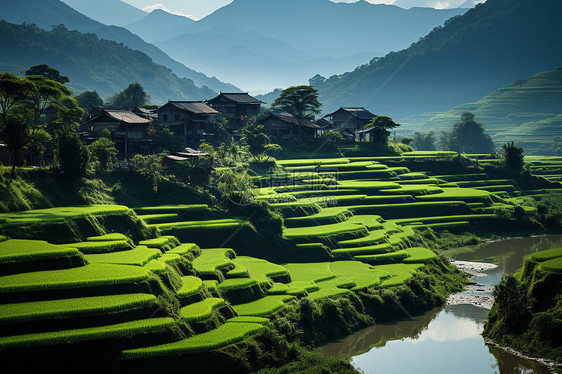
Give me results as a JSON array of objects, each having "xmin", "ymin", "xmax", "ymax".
[
  {"xmin": 82, "ymin": 109, "xmax": 153, "ymax": 156},
  {"xmin": 157, "ymin": 101, "xmax": 220, "ymax": 146},
  {"xmin": 324, "ymin": 107, "xmax": 377, "ymax": 133},
  {"xmin": 206, "ymin": 92, "xmax": 264, "ymax": 129}
]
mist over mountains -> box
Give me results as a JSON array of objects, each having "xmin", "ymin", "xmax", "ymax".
[
  {"xmin": 124, "ymin": 0, "xmax": 467, "ymax": 93},
  {"xmin": 312, "ymin": 0, "xmax": 562, "ymax": 119},
  {"xmin": 0, "ymin": 0, "xmax": 238, "ymax": 94}
]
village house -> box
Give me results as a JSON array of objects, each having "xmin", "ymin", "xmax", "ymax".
[
  {"xmin": 258, "ymin": 112, "xmax": 323, "ymax": 143},
  {"xmin": 82, "ymin": 109, "xmax": 152, "ymax": 157},
  {"xmin": 206, "ymin": 93, "xmax": 264, "ymax": 129},
  {"xmin": 323, "ymin": 107, "xmax": 376, "ymax": 133},
  {"xmin": 157, "ymin": 101, "xmax": 220, "ymax": 147}
]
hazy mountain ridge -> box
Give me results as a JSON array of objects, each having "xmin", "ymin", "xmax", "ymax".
[
  {"xmin": 407, "ymin": 67, "xmax": 562, "ymax": 154},
  {"xmin": 61, "ymin": 0, "xmax": 147, "ymax": 26},
  {"xmin": 311, "ymin": 0, "xmax": 562, "ymax": 120},
  {"xmin": 0, "ymin": 21, "xmax": 216, "ymax": 103},
  {"xmin": 0, "ymin": 0, "xmax": 239, "ymax": 94},
  {"xmin": 128, "ymin": 0, "xmax": 466, "ymax": 92}
]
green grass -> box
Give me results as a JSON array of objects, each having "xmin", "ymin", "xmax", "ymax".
[
  {"xmin": 306, "ymin": 287, "xmax": 352, "ymax": 300},
  {"xmin": 133, "ymin": 204, "xmax": 210, "ymax": 215},
  {"xmin": 529, "ymin": 248, "xmax": 562, "ymax": 262},
  {"xmin": 83, "ymin": 246, "xmax": 161, "ymax": 266},
  {"xmin": 0, "ymin": 205, "xmax": 130, "ymax": 228},
  {"xmin": 86, "ymin": 233, "xmax": 130, "ymax": 242},
  {"xmin": 0, "ymin": 294, "xmax": 157, "ymax": 324},
  {"xmin": 232, "ymin": 257, "xmax": 290, "ymax": 284},
  {"xmin": 331, "ymin": 243, "xmax": 392, "ymax": 257},
  {"xmin": 402, "ymin": 247, "xmax": 438, "ymax": 263},
  {"xmin": 62, "ymin": 240, "xmax": 133, "ymax": 254},
  {"xmin": 329, "ymin": 261, "xmax": 385, "ymax": 290},
  {"xmin": 0, "ymin": 263, "xmax": 151, "ymax": 294},
  {"xmin": 232, "ymin": 295, "xmax": 295, "ymax": 316},
  {"xmin": 282, "ymin": 263, "xmax": 335, "ymax": 283},
  {"xmin": 192, "ymin": 248, "xmax": 236, "ymax": 276},
  {"xmin": 267, "ymin": 283, "xmax": 289, "ymax": 295},
  {"xmin": 137, "ymin": 213, "xmax": 181, "ymax": 224},
  {"xmin": 539, "ymin": 257, "xmax": 562, "ymax": 273},
  {"xmin": 377, "ymin": 264, "xmax": 424, "ymax": 287},
  {"xmin": 168, "ymin": 243, "xmax": 201, "ymax": 258},
  {"xmin": 284, "ymin": 221, "xmax": 369, "ymax": 241},
  {"xmin": 227, "ymin": 316, "xmax": 269, "ymax": 324},
  {"xmin": 143, "ymin": 259, "xmax": 167, "ymax": 275},
  {"xmin": 338, "ymin": 230, "xmax": 388, "ymax": 247},
  {"xmin": 0, "ymin": 239, "xmax": 80, "ymax": 263},
  {"xmin": 121, "ymin": 321, "xmax": 265, "ymax": 358},
  {"xmin": 415, "ymin": 187, "xmax": 493, "ymax": 204},
  {"xmin": 179, "ymin": 297, "xmax": 226, "ymax": 323},
  {"xmin": 177, "ymin": 276, "xmax": 203, "ymax": 298},
  {"xmin": 0, "ymin": 317, "xmax": 175, "ymax": 349},
  {"xmin": 217, "ymin": 278, "xmax": 258, "ymax": 291}
]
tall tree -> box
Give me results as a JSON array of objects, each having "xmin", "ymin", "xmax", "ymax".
[
  {"xmin": 25, "ymin": 64, "xmax": 69, "ymax": 84},
  {"xmin": 271, "ymin": 85, "xmax": 322, "ymax": 122},
  {"xmin": 440, "ymin": 112, "xmax": 495, "ymax": 153},
  {"xmin": 501, "ymin": 141, "xmax": 525, "ymax": 172},
  {"xmin": 0, "ymin": 73, "xmax": 34, "ymax": 177},
  {"xmin": 25, "ymin": 75, "xmax": 72, "ymax": 129},
  {"xmin": 412, "ymin": 131, "xmax": 436, "ymax": 151},
  {"xmin": 109, "ymin": 82, "xmax": 150, "ymax": 110},
  {"xmin": 75, "ymin": 90, "xmax": 103, "ymax": 119},
  {"xmin": 363, "ymin": 115, "xmax": 400, "ymax": 145}
]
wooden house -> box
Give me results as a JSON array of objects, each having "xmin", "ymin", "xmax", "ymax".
[
  {"xmin": 157, "ymin": 101, "xmax": 220, "ymax": 146},
  {"xmin": 324, "ymin": 107, "xmax": 376, "ymax": 133},
  {"xmin": 206, "ymin": 93, "xmax": 264, "ymax": 128},
  {"xmin": 258, "ymin": 112, "xmax": 322, "ymax": 143},
  {"xmin": 82, "ymin": 109, "xmax": 152, "ymax": 157}
]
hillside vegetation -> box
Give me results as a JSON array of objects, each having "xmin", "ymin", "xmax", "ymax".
[
  {"xmin": 0, "ymin": 0, "xmax": 237, "ymax": 94},
  {"xmin": 407, "ymin": 67, "xmax": 562, "ymax": 155},
  {"xmin": 313, "ymin": 0, "xmax": 562, "ymax": 119},
  {"xmin": 0, "ymin": 21, "xmax": 216, "ymax": 103}
]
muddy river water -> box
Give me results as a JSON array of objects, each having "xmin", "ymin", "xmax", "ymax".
[{"xmin": 315, "ymin": 234, "xmax": 562, "ymax": 374}]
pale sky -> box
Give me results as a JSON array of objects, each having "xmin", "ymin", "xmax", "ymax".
[{"xmin": 121, "ymin": 0, "xmax": 475, "ymax": 21}]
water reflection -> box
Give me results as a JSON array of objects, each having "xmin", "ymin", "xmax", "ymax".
[{"xmin": 315, "ymin": 235, "xmax": 562, "ymax": 374}]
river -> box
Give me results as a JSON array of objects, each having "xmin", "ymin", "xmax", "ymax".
[{"xmin": 315, "ymin": 234, "xmax": 562, "ymax": 374}]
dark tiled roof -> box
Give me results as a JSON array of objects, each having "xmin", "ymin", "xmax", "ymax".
[
  {"xmin": 85, "ymin": 109, "xmax": 152, "ymax": 124},
  {"xmin": 328, "ymin": 107, "xmax": 376, "ymax": 119},
  {"xmin": 167, "ymin": 101, "xmax": 219, "ymax": 114},
  {"xmin": 262, "ymin": 112, "xmax": 321, "ymax": 129},
  {"xmin": 209, "ymin": 93, "xmax": 264, "ymax": 104}
]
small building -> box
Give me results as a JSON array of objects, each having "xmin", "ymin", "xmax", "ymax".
[
  {"xmin": 157, "ymin": 101, "xmax": 220, "ymax": 147},
  {"xmin": 358, "ymin": 126, "xmax": 390, "ymax": 144},
  {"xmin": 82, "ymin": 109, "xmax": 153, "ymax": 157},
  {"xmin": 206, "ymin": 93, "xmax": 264, "ymax": 129},
  {"xmin": 258, "ymin": 112, "xmax": 322, "ymax": 143},
  {"xmin": 324, "ymin": 107, "xmax": 376, "ymax": 133}
]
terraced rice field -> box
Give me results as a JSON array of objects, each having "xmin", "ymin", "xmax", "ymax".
[{"xmin": 1, "ymin": 154, "xmax": 560, "ymax": 362}]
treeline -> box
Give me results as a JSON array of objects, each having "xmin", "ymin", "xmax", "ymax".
[{"xmin": 0, "ymin": 21, "xmax": 216, "ymax": 103}]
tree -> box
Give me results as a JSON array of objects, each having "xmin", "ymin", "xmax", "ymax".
[
  {"xmin": 440, "ymin": 112, "xmax": 495, "ymax": 153},
  {"xmin": 75, "ymin": 90, "xmax": 103, "ymax": 119},
  {"xmin": 25, "ymin": 64, "xmax": 69, "ymax": 84},
  {"xmin": 130, "ymin": 154, "xmax": 164, "ymax": 193},
  {"xmin": 25, "ymin": 75, "xmax": 72, "ymax": 128},
  {"xmin": 0, "ymin": 73, "xmax": 34, "ymax": 176},
  {"xmin": 89, "ymin": 137, "xmax": 118, "ymax": 171},
  {"xmin": 501, "ymin": 141, "xmax": 525, "ymax": 172},
  {"xmin": 109, "ymin": 82, "xmax": 150, "ymax": 110},
  {"xmin": 271, "ymin": 85, "xmax": 322, "ymax": 122},
  {"xmin": 412, "ymin": 131, "xmax": 436, "ymax": 151},
  {"xmin": 242, "ymin": 121, "xmax": 270, "ymax": 157},
  {"xmin": 57, "ymin": 132, "xmax": 89, "ymax": 178},
  {"xmin": 320, "ymin": 130, "xmax": 344, "ymax": 151},
  {"xmin": 147, "ymin": 125, "xmax": 183, "ymax": 153},
  {"xmin": 363, "ymin": 115, "xmax": 400, "ymax": 144}
]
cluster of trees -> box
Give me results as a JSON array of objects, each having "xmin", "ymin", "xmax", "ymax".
[{"xmin": 0, "ymin": 68, "xmax": 85, "ymax": 177}]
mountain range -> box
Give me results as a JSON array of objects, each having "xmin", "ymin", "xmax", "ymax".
[
  {"xmin": 0, "ymin": 0, "xmax": 238, "ymax": 94},
  {"xmin": 311, "ymin": 0, "xmax": 562, "ymax": 120},
  {"xmin": 0, "ymin": 21, "xmax": 216, "ymax": 103},
  {"xmin": 123, "ymin": 0, "xmax": 467, "ymax": 93},
  {"xmin": 404, "ymin": 67, "xmax": 562, "ymax": 155}
]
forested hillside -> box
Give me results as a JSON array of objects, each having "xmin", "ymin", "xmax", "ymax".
[
  {"xmin": 0, "ymin": 21, "xmax": 216, "ymax": 102},
  {"xmin": 410, "ymin": 67, "xmax": 562, "ymax": 155},
  {"xmin": 313, "ymin": 0, "xmax": 562, "ymax": 119},
  {"xmin": 0, "ymin": 0, "xmax": 238, "ymax": 93}
]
